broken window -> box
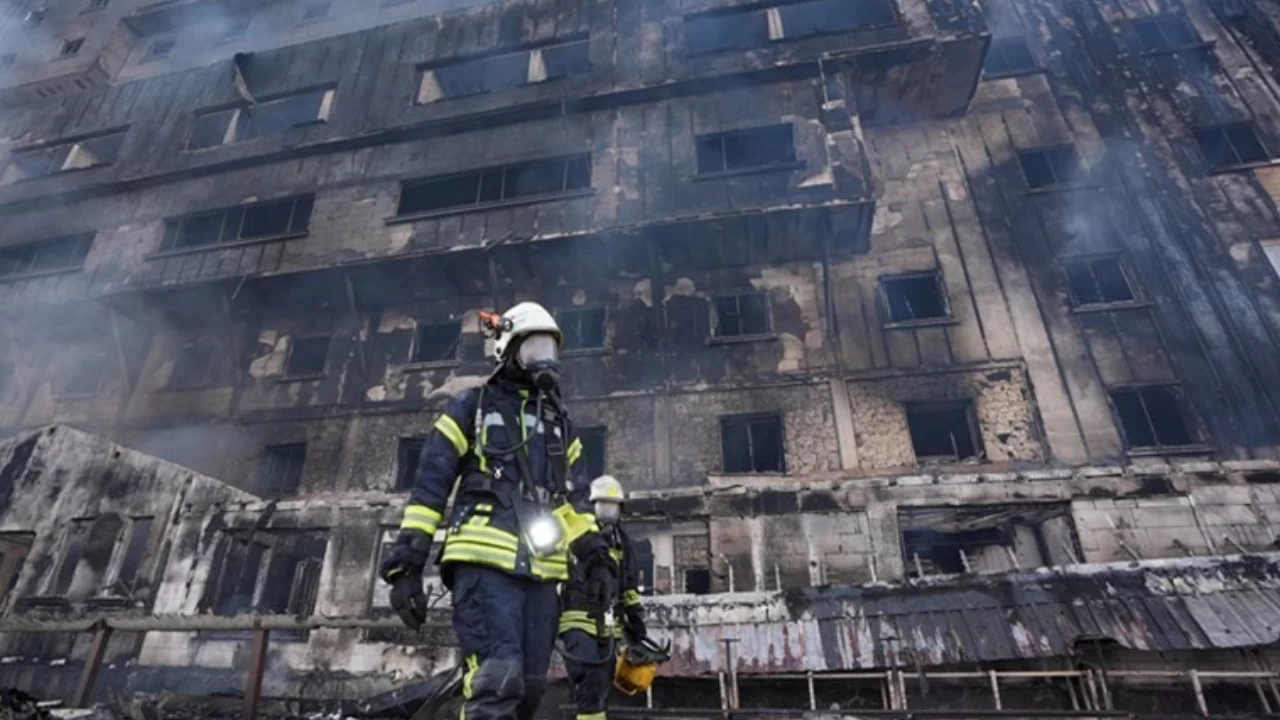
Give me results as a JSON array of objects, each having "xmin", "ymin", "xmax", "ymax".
[
  {"xmin": 285, "ymin": 336, "xmax": 329, "ymax": 377},
  {"xmin": 62, "ymin": 349, "xmax": 109, "ymax": 396},
  {"xmin": 301, "ymin": 1, "xmax": 331, "ymax": 21},
  {"xmin": 906, "ymin": 401, "xmax": 984, "ymax": 461},
  {"xmin": 983, "ymin": 37, "xmax": 1036, "ymax": 76},
  {"xmin": 673, "ymin": 533, "xmax": 713, "ymax": 594},
  {"xmin": 258, "ymin": 443, "xmax": 307, "ymax": 496},
  {"xmin": 881, "ymin": 272, "xmax": 948, "ymax": 324},
  {"xmin": 685, "ymin": 10, "xmax": 770, "ymax": 54},
  {"xmin": 1193, "ymin": 123, "xmax": 1270, "ymax": 169},
  {"xmin": 776, "ymin": 0, "xmax": 894, "ymax": 37},
  {"xmin": 418, "ymin": 38, "xmax": 589, "ymax": 103},
  {"xmin": 721, "ymin": 414, "xmax": 785, "ymax": 473},
  {"xmin": 412, "ymin": 322, "xmax": 460, "ymax": 363},
  {"xmin": 900, "ymin": 504, "xmax": 1079, "ymax": 578},
  {"xmin": 143, "ymin": 38, "xmax": 174, "ymax": 61},
  {"xmin": 396, "ymin": 437, "xmax": 426, "ymax": 491},
  {"xmin": 51, "ymin": 515, "xmax": 124, "ymax": 599},
  {"xmin": 210, "ymin": 531, "xmax": 327, "ymax": 632},
  {"xmin": 558, "ymin": 307, "xmax": 607, "ymax": 350},
  {"xmin": 186, "ymin": 88, "xmax": 334, "ymax": 149},
  {"xmin": 169, "ymin": 337, "xmax": 225, "ymax": 389},
  {"xmin": 684, "ymin": 568, "xmax": 712, "ymax": 594},
  {"xmin": 578, "ymin": 426, "xmax": 607, "ymax": 480},
  {"xmin": 109, "ymin": 517, "xmax": 152, "ymax": 597},
  {"xmin": 713, "ymin": 293, "xmax": 771, "ymax": 337},
  {"xmin": 2, "ymin": 131, "xmax": 126, "ymax": 183},
  {"xmin": 1129, "ymin": 14, "xmax": 1198, "ymax": 53},
  {"xmin": 0, "ymin": 533, "xmax": 34, "ymax": 604},
  {"xmin": 60, "ymin": 38, "xmax": 84, "ymax": 57},
  {"xmin": 0, "ymin": 233, "xmax": 93, "ymax": 279},
  {"xmin": 1063, "ymin": 255, "xmax": 1137, "ymax": 307},
  {"xmin": 1109, "ymin": 385, "xmax": 1196, "ymax": 450},
  {"xmin": 159, "ymin": 195, "xmax": 314, "ymax": 251},
  {"xmin": 696, "ymin": 125, "xmax": 796, "ymax": 174},
  {"xmin": 397, "ymin": 154, "xmax": 591, "ymax": 216},
  {"xmin": 1018, "ymin": 145, "xmax": 1080, "ymax": 188}
]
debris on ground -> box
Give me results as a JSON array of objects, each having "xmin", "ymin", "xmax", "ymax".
[{"xmin": 0, "ymin": 690, "xmax": 52, "ymax": 720}]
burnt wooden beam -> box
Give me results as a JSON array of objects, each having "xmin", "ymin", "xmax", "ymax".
[
  {"xmin": 243, "ymin": 625, "xmax": 271, "ymax": 720},
  {"xmin": 72, "ymin": 621, "xmax": 112, "ymax": 708}
]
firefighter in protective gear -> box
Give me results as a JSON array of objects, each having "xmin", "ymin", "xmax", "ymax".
[
  {"xmin": 559, "ymin": 475, "xmax": 648, "ymax": 720},
  {"xmin": 379, "ymin": 302, "xmax": 616, "ymax": 720}
]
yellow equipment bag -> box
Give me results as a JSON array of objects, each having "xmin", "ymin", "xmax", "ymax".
[
  {"xmin": 613, "ymin": 651, "xmax": 658, "ymax": 696},
  {"xmin": 612, "ymin": 638, "xmax": 670, "ymax": 695}
]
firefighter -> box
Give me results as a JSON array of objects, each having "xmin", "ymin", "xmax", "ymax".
[
  {"xmin": 559, "ymin": 475, "xmax": 648, "ymax": 720},
  {"xmin": 378, "ymin": 302, "xmax": 618, "ymax": 720}
]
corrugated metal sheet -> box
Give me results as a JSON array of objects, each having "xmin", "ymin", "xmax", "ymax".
[{"xmin": 645, "ymin": 554, "xmax": 1280, "ymax": 676}]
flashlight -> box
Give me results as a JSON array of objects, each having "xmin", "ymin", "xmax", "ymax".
[{"xmin": 525, "ymin": 514, "xmax": 562, "ymax": 557}]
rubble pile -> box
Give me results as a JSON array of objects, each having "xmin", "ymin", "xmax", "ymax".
[{"xmin": 0, "ymin": 690, "xmax": 50, "ymax": 720}]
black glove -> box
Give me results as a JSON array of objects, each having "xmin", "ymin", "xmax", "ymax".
[
  {"xmin": 379, "ymin": 531, "xmax": 432, "ymax": 630},
  {"xmin": 622, "ymin": 604, "xmax": 647, "ymax": 644}
]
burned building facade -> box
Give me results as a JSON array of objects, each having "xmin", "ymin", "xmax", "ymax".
[{"xmin": 4, "ymin": 0, "xmax": 1280, "ymax": 714}]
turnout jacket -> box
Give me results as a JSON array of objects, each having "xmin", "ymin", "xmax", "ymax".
[
  {"xmin": 399, "ymin": 377, "xmax": 591, "ymax": 583},
  {"xmin": 559, "ymin": 523, "xmax": 643, "ymax": 638}
]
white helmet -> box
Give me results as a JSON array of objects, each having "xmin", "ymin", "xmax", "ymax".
[
  {"xmin": 492, "ymin": 302, "xmax": 562, "ymax": 361},
  {"xmin": 589, "ymin": 475, "xmax": 625, "ymax": 504}
]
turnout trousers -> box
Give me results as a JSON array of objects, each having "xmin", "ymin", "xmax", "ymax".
[
  {"xmin": 561, "ymin": 628, "xmax": 616, "ymax": 720},
  {"xmin": 451, "ymin": 565, "xmax": 559, "ymax": 720}
]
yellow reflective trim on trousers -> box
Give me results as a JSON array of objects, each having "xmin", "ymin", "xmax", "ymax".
[
  {"xmin": 567, "ymin": 437, "xmax": 583, "ymax": 465},
  {"xmin": 435, "ymin": 415, "xmax": 469, "ymax": 456},
  {"xmin": 460, "ymin": 653, "xmax": 479, "ymax": 720},
  {"xmin": 577, "ymin": 712, "xmax": 607, "ymax": 720}
]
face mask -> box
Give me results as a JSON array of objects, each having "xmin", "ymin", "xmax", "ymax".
[
  {"xmin": 517, "ymin": 334, "xmax": 561, "ymax": 391},
  {"xmin": 594, "ymin": 501, "xmax": 621, "ymax": 524}
]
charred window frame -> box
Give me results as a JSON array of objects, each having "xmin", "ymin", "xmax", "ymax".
[
  {"xmin": 900, "ymin": 504, "xmax": 1080, "ymax": 578},
  {"xmin": 396, "ymin": 437, "xmax": 426, "ymax": 491},
  {"xmin": 906, "ymin": 401, "xmax": 984, "ymax": 462},
  {"xmin": 880, "ymin": 271, "xmax": 950, "ymax": 326},
  {"xmin": 0, "ymin": 533, "xmax": 34, "ymax": 605},
  {"xmin": 2, "ymin": 130, "xmax": 127, "ymax": 184},
  {"xmin": 1108, "ymin": 384, "xmax": 1198, "ymax": 451},
  {"xmin": 1128, "ymin": 14, "xmax": 1199, "ymax": 54},
  {"xmin": 417, "ymin": 36, "xmax": 590, "ymax": 104},
  {"xmin": 1062, "ymin": 254, "xmax": 1140, "ymax": 309},
  {"xmin": 577, "ymin": 426, "xmax": 607, "ymax": 480},
  {"xmin": 50, "ymin": 519, "xmax": 92, "ymax": 596},
  {"xmin": 59, "ymin": 38, "xmax": 85, "ymax": 57},
  {"xmin": 557, "ymin": 307, "xmax": 607, "ymax": 351},
  {"xmin": 283, "ymin": 335, "xmax": 330, "ymax": 378},
  {"xmin": 142, "ymin": 37, "xmax": 175, "ymax": 62},
  {"xmin": 695, "ymin": 125, "xmax": 797, "ymax": 175},
  {"xmin": 983, "ymin": 37, "xmax": 1037, "ymax": 77},
  {"xmin": 1017, "ymin": 145, "xmax": 1081, "ymax": 189},
  {"xmin": 411, "ymin": 321, "xmax": 461, "ymax": 364},
  {"xmin": 1193, "ymin": 123, "xmax": 1271, "ymax": 170},
  {"xmin": 721, "ymin": 413, "xmax": 786, "ymax": 474},
  {"xmin": 258, "ymin": 443, "xmax": 307, "ymax": 497},
  {"xmin": 0, "ymin": 233, "xmax": 93, "ymax": 281},
  {"xmin": 186, "ymin": 86, "xmax": 335, "ymax": 150},
  {"xmin": 397, "ymin": 154, "xmax": 591, "ymax": 217},
  {"xmin": 208, "ymin": 531, "xmax": 327, "ymax": 639},
  {"xmin": 158, "ymin": 195, "xmax": 314, "ymax": 253},
  {"xmin": 48, "ymin": 515, "xmax": 124, "ymax": 599},
  {"xmin": 168, "ymin": 335, "xmax": 228, "ymax": 390},
  {"xmin": 712, "ymin": 293, "xmax": 771, "ymax": 338},
  {"xmin": 683, "ymin": 0, "xmax": 894, "ymax": 55},
  {"xmin": 105, "ymin": 517, "xmax": 153, "ymax": 598}
]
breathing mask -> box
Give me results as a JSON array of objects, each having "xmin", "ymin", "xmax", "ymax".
[
  {"xmin": 594, "ymin": 500, "xmax": 621, "ymax": 525},
  {"xmin": 518, "ymin": 333, "xmax": 561, "ymax": 392}
]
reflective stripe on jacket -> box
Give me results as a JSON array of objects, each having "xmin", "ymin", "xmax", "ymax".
[{"xmin": 398, "ymin": 380, "xmax": 590, "ymax": 582}]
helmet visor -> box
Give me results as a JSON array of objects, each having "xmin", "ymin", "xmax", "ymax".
[
  {"xmin": 594, "ymin": 501, "xmax": 621, "ymax": 524},
  {"xmin": 517, "ymin": 333, "xmax": 560, "ymax": 368}
]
